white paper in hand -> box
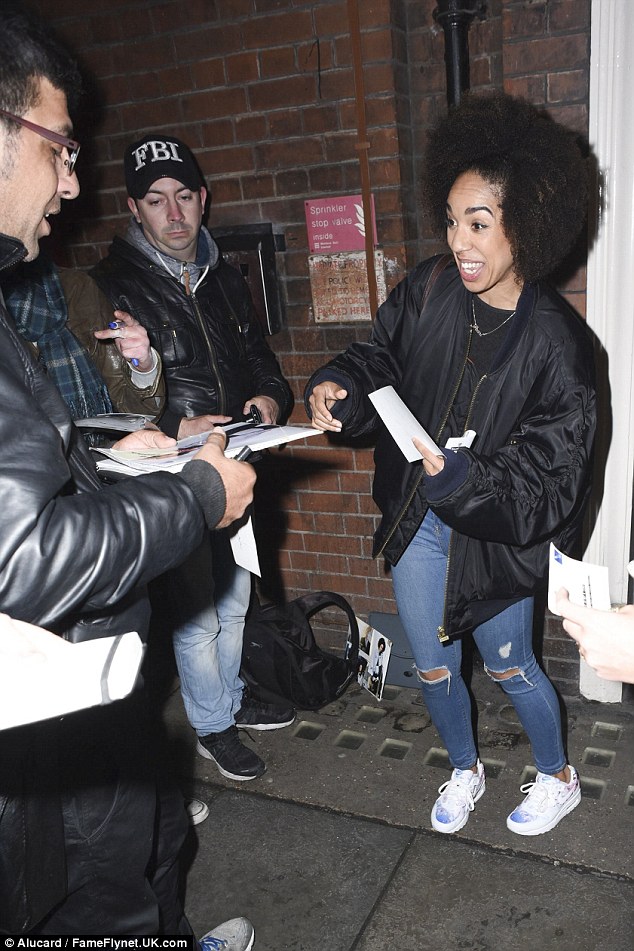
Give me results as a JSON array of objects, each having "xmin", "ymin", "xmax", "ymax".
[
  {"xmin": 547, "ymin": 543, "xmax": 611, "ymax": 615},
  {"xmin": 369, "ymin": 385, "xmax": 444, "ymax": 462},
  {"xmin": 229, "ymin": 514, "xmax": 261, "ymax": 577},
  {"xmin": 0, "ymin": 631, "xmax": 144, "ymax": 731}
]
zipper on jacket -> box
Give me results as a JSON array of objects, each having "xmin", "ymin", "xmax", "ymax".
[
  {"xmin": 151, "ymin": 261, "xmax": 228, "ymax": 415},
  {"xmin": 376, "ymin": 329, "xmax": 473, "ymax": 561},
  {"xmin": 433, "ymin": 333, "xmax": 473, "ymax": 446},
  {"xmin": 437, "ymin": 515, "xmax": 455, "ymax": 643},
  {"xmin": 0, "ymin": 243, "xmax": 27, "ymax": 276},
  {"xmin": 437, "ymin": 368, "xmax": 487, "ymax": 643},
  {"xmin": 376, "ymin": 466, "xmax": 426, "ymax": 560},
  {"xmin": 158, "ymin": 318, "xmax": 178, "ymax": 346},
  {"xmin": 190, "ymin": 290, "xmax": 227, "ymax": 415}
]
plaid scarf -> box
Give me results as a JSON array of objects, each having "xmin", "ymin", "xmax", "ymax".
[{"xmin": 4, "ymin": 257, "xmax": 113, "ymax": 421}]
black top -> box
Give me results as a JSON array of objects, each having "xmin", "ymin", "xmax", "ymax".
[{"xmin": 469, "ymin": 294, "xmax": 516, "ymax": 375}]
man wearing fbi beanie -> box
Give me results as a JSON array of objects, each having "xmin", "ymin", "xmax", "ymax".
[
  {"xmin": 92, "ymin": 133, "xmax": 295, "ymax": 783},
  {"xmin": 124, "ymin": 135, "xmax": 205, "ymax": 199}
]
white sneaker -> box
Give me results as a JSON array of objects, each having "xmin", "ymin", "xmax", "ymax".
[
  {"xmin": 186, "ymin": 798, "xmax": 210, "ymax": 826},
  {"xmin": 506, "ymin": 765, "xmax": 581, "ymax": 836},
  {"xmin": 431, "ymin": 760, "xmax": 486, "ymax": 833},
  {"xmin": 200, "ymin": 917, "xmax": 255, "ymax": 951}
]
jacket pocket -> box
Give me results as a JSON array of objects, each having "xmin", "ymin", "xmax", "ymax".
[{"xmin": 148, "ymin": 321, "xmax": 198, "ymax": 368}]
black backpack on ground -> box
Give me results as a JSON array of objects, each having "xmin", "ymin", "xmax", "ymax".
[{"xmin": 240, "ymin": 591, "xmax": 360, "ymax": 711}]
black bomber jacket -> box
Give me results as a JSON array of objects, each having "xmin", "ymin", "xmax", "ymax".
[
  {"xmin": 306, "ymin": 255, "xmax": 597, "ymax": 638},
  {"xmin": 91, "ymin": 235, "xmax": 293, "ymax": 436}
]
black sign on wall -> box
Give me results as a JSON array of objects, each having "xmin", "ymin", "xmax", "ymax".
[{"xmin": 212, "ymin": 223, "xmax": 285, "ymax": 335}]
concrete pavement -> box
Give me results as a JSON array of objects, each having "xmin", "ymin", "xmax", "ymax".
[{"xmin": 163, "ymin": 663, "xmax": 634, "ymax": 950}]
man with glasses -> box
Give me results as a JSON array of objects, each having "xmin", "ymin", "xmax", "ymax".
[
  {"xmin": 0, "ymin": 107, "xmax": 80, "ymax": 174},
  {"xmin": 0, "ymin": 9, "xmax": 254, "ymax": 947}
]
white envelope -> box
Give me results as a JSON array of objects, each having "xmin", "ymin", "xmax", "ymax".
[
  {"xmin": 369, "ymin": 385, "xmax": 444, "ymax": 462},
  {"xmin": 547, "ymin": 543, "xmax": 611, "ymax": 615}
]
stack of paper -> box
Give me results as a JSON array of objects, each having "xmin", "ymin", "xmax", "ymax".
[{"xmin": 91, "ymin": 422, "xmax": 322, "ymax": 477}]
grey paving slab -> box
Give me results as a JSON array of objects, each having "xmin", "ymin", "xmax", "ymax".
[
  {"xmin": 165, "ymin": 663, "xmax": 634, "ymax": 880},
  {"xmin": 354, "ymin": 833, "xmax": 634, "ymax": 951},
  {"xmin": 182, "ymin": 791, "xmax": 412, "ymax": 951},
  {"xmin": 160, "ymin": 660, "xmax": 634, "ymax": 950}
]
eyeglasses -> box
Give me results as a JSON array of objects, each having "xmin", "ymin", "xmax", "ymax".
[{"xmin": 0, "ymin": 108, "xmax": 80, "ymax": 175}]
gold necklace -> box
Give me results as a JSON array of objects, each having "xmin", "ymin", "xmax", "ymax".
[{"xmin": 470, "ymin": 297, "xmax": 516, "ymax": 337}]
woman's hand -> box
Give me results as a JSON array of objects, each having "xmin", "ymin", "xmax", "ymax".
[
  {"xmin": 308, "ymin": 381, "xmax": 346, "ymax": 432},
  {"xmin": 413, "ymin": 437, "xmax": 445, "ymax": 477}
]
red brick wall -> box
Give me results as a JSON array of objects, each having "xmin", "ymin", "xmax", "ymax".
[{"xmin": 29, "ymin": 0, "xmax": 591, "ymax": 694}]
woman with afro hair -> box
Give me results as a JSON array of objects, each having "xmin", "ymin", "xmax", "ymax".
[{"xmin": 305, "ymin": 92, "xmax": 596, "ymax": 837}]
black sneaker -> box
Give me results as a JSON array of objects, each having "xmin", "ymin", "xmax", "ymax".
[
  {"xmin": 235, "ymin": 694, "xmax": 296, "ymax": 731},
  {"xmin": 196, "ymin": 726, "xmax": 266, "ymax": 781}
]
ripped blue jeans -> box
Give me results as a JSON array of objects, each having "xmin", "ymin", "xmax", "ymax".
[{"xmin": 391, "ymin": 509, "xmax": 566, "ymax": 775}]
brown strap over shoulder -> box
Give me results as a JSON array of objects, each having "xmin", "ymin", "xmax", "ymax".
[{"xmin": 421, "ymin": 253, "xmax": 453, "ymax": 312}]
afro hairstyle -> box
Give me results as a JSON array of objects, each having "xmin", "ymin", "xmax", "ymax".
[{"xmin": 422, "ymin": 92, "xmax": 589, "ymax": 284}]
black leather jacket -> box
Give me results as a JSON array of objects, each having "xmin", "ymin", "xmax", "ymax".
[
  {"xmin": 0, "ymin": 232, "xmax": 213, "ymax": 931},
  {"xmin": 0, "ymin": 260, "xmax": 208, "ymax": 640},
  {"xmin": 306, "ymin": 256, "xmax": 597, "ymax": 637},
  {"xmin": 91, "ymin": 235, "xmax": 293, "ymax": 434}
]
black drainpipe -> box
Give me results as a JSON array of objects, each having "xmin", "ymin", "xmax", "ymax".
[{"xmin": 433, "ymin": 1, "xmax": 487, "ymax": 108}]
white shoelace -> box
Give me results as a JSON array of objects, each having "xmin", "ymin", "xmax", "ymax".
[
  {"xmin": 517, "ymin": 775, "xmax": 567, "ymax": 813},
  {"xmin": 437, "ymin": 773, "xmax": 478, "ymax": 812}
]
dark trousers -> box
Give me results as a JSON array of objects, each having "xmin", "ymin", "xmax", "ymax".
[{"xmin": 31, "ymin": 692, "xmax": 191, "ymax": 935}]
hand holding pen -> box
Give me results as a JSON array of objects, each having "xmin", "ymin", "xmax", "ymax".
[
  {"xmin": 242, "ymin": 395, "xmax": 280, "ymax": 424},
  {"xmin": 94, "ymin": 309, "xmax": 154, "ymax": 371}
]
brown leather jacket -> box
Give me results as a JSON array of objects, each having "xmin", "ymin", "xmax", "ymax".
[{"xmin": 58, "ymin": 267, "xmax": 165, "ymax": 418}]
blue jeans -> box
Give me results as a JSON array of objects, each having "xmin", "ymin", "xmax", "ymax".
[
  {"xmin": 391, "ymin": 510, "xmax": 566, "ymax": 775},
  {"xmin": 170, "ymin": 529, "xmax": 251, "ymax": 736}
]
